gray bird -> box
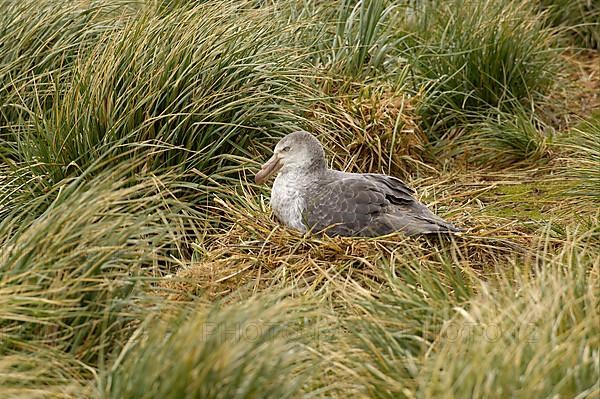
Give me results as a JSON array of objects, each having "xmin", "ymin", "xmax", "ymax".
[{"xmin": 255, "ymin": 131, "xmax": 461, "ymax": 237}]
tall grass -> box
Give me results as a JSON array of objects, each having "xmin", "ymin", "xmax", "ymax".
[
  {"xmin": 0, "ymin": 156, "xmax": 202, "ymax": 367},
  {"xmin": 0, "ymin": 0, "xmax": 138, "ymax": 142},
  {"xmin": 100, "ymin": 296, "xmax": 322, "ymax": 399},
  {"xmin": 0, "ymin": 348, "xmax": 92, "ymax": 398},
  {"xmin": 281, "ymin": 0, "xmax": 403, "ymax": 79},
  {"xmin": 559, "ymin": 116, "xmax": 600, "ymax": 200},
  {"xmin": 328, "ymin": 0, "xmax": 399, "ymax": 77},
  {"xmin": 541, "ymin": 0, "xmax": 600, "ymax": 49},
  {"xmin": 13, "ymin": 1, "xmax": 318, "ymax": 185},
  {"xmin": 419, "ymin": 233, "xmax": 599, "ymax": 398},
  {"xmin": 408, "ymin": 0, "xmax": 558, "ymax": 133},
  {"xmin": 339, "ymin": 252, "xmax": 478, "ymax": 398},
  {"xmin": 453, "ymin": 108, "xmax": 550, "ymax": 167}
]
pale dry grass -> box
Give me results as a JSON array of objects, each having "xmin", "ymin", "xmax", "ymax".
[{"xmin": 160, "ymin": 165, "xmax": 594, "ymax": 304}]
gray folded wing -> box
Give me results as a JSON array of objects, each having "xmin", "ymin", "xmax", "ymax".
[{"xmin": 303, "ymin": 174, "xmax": 459, "ymax": 236}]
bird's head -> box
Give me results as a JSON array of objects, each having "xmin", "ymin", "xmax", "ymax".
[{"xmin": 255, "ymin": 131, "xmax": 326, "ymax": 184}]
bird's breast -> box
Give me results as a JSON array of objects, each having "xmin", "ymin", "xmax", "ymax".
[{"xmin": 270, "ymin": 173, "xmax": 307, "ymax": 232}]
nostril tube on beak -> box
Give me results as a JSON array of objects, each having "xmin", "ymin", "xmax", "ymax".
[{"xmin": 255, "ymin": 154, "xmax": 283, "ymax": 184}]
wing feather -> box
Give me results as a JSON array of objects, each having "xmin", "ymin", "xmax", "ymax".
[{"xmin": 303, "ymin": 174, "xmax": 459, "ymax": 236}]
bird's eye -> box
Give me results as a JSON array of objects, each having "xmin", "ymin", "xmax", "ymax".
[{"xmin": 281, "ymin": 146, "xmax": 291, "ymax": 152}]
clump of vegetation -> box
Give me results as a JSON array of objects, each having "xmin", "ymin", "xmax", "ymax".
[
  {"xmin": 464, "ymin": 108, "xmax": 550, "ymax": 167},
  {"xmin": 558, "ymin": 115, "xmax": 600, "ymax": 199},
  {"xmin": 0, "ymin": 0, "xmax": 598, "ymax": 398},
  {"xmin": 419, "ymin": 234, "xmax": 599, "ymax": 398},
  {"xmin": 325, "ymin": 0, "xmax": 399, "ymax": 78},
  {"xmin": 0, "ymin": 0, "xmax": 136, "ymax": 138},
  {"xmin": 408, "ymin": 0, "xmax": 558, "ymax": 132},
  {"xmin": 100, "ymin": 296, "xmax": 321, "ymax": 399},
  {"xmin": 0, "ymin": 158, "xmax": 199, "ymax": 364},
  {"xmin": 10, "ymin": 1, "xmax": 320, "ymax": 186},
  {"xmin": 541, "ymin": 0, "xmax": 600, "ymax": 49}
]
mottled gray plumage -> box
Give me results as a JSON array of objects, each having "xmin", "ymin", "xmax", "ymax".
[{"xmin": 255, "ymin": 131, "xmax": 461, "ymax": 237}]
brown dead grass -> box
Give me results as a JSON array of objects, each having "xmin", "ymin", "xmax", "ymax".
[
  {"xmin": 564, "ymin": 50, "xmax": 600, "ymax": 117},
  {"xmin": 313, "ymin": 80, "xmax": 431, "ymax": 179},
  {"xmin": 543, "ymin": 49, "xmax": 600, "ymax": 129}
]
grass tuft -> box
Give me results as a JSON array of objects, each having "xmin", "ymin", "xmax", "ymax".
[
  {"xmin": 541, "ymin": 0, "xmax": 600, "ymax": 49},
  {"xmin": 99, "ymin": 296, "xmax": 322, "ymax": 399},
  {"xmin": 419, "ymin": 233, "xmax": 599, "ymax": 398},
  {"xmin": 0, "ymin": 155, "xmax": 204, "ymax": 366},
  {"xmin": 408, "ymin": 0, "xmax": 559, "ymax": 132},
  {"xmin": 558, "ymin": 115, "xmax": 600, "ymax": 200}
]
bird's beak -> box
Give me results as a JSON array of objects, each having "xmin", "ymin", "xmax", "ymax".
[{"xmin": 255, "ymin": 154, "xmax": 283, "ymax": 184}]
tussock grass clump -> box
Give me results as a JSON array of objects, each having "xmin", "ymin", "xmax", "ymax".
[
  {"xmin": 326, "ymin": 229, "xmax": 599, "ymax": 399},
  {"xmin": 0, "ymin": 159, "xmax": 202, "ymax": 365},
  {"xmin": 409, "ymin": 0, "xmax": 558, "ymax": 132},
  {"xmin": 558, "ymin": 116, "xmax": 600, "ymax": 200},
  {"xmin": 314, "ymin": 79, "xmax": 430, "ymax": 178},
  {"xmin": 15, "ymin": 0, "xmax": 318, "ymax": 183},
  {"xmin": 100, "ymin": 296, "xmax": 322, "ymax": 399},
  {"xmin": 541, "ymin": 0, "xmax": 600, "ymax": 49},
  {"xmin": 326, "ymin": 0, "xmax": 400, "ymax": 78},
  {"xmin": 418, "ymin": 234, "xmax": 600, "ymax": 398},
  {"xmin": 457, "ymin": 109, "xmax": 550, "ymax": 167},
  {"xmin": 0, "ymin": 349, "xmax": 92, "ymax": 399},
  {"xmin": 337, "ymin": 257, "xmax": 478, "ymax": 398},
  {"xmin": 0, "ymin": 0, "xmax": 138, "ymax": 140},
  {"xmin": 290, "ymin": 0, "xmax": 404, "ymax": 79}
]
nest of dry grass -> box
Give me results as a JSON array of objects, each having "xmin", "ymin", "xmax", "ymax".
[{"xmin": 159, "ymin": 167, "xmax": 587, "ymax": 303}]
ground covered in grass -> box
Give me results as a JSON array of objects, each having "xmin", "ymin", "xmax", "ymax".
[{"xmin": 0, "ymin": 0, "xmax": 598, "ymax": 398}]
